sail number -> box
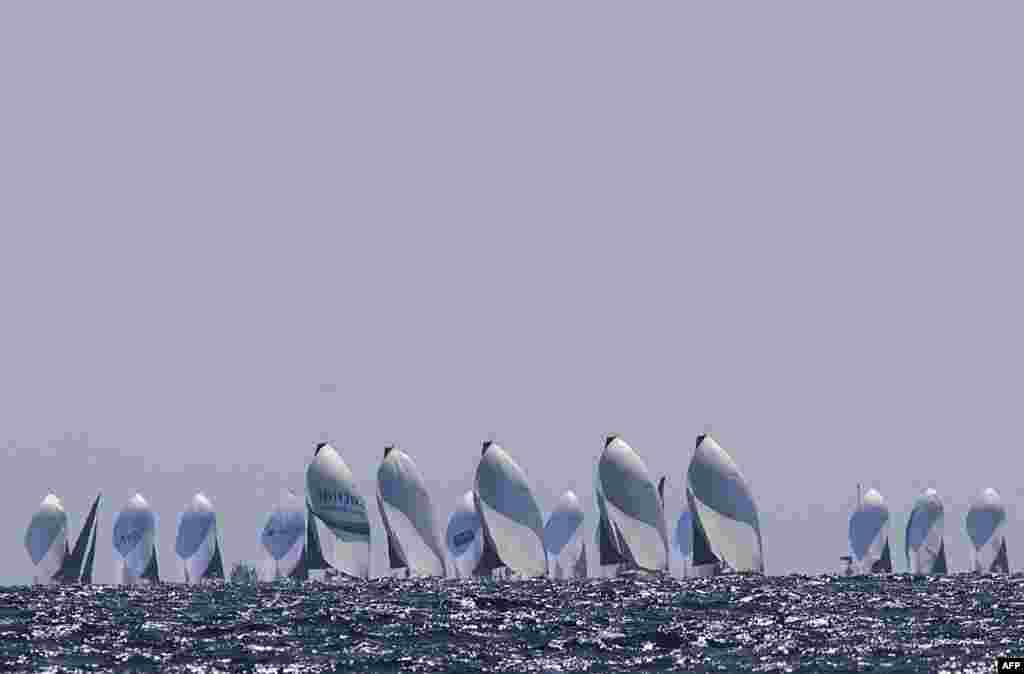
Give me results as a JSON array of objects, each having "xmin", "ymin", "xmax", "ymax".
[
  {"xmin": 452, "ymin": 530, "xmax": 475, "ymax": 547},
  {"xmin": 315, "ymin": 489, "xmax": 365, "ymax": 513}
]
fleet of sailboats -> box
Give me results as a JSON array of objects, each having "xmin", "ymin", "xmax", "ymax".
[{"xmin": 19, "ymin": 434, "xmax": 1017, "ymax": 583}]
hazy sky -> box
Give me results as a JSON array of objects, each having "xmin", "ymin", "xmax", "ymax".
[{"xmin": 3, "ymin": 3, "xmax": 1022, "ymax": 586}]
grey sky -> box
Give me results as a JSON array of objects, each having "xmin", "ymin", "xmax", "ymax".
[{"xmin": 2, "ymin": 3, "xmax": 1022, "ymax": 585}]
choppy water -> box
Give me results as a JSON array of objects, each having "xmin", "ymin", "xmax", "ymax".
[{"xmin": 2, "ymin": 574, "xmax": 1023, "ymax": 673}]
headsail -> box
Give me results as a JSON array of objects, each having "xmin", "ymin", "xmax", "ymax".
[
  {"xmin": 686, "ymin": 433, "xmax": 764, "ymax": 575},
  {"xmin": 176, "ymin": 493, "xmax": 225, "ymax": 583},
  {"xmin": 596, "ymin": 435, "xmax": 669, "ymax": 573},
  {"xmin": 849, "ymin": 488, "xmax": 891, "ymax": 574},
  {"xmin": 113, "ymin": 493, "xmax": 159, "ymax": 585},
  {"xmin": 306, "ymin": 442, "xmax": 371, "ymax": 579},
  {"xmin": 905, "ymin": 488, "xmax": 947, "ymax": 575},
  {"xmin": 376, "ymin": 446, "xmax": 447, "ymax": 577},
  {"xmin": 967, "ymin": 487, "xmax": 1009, "ymax": 573},
  {"xmin": 543, "ymin": 490, "xmax": 587, "ymax": 579},
  {"xmin": 259, "ymin": 490, "xmax": 307, "ymax": 581},
  {"xmin": 474, "ymin": 441, "xmax": 547, "ymax": 578},
  {"xmin": 445, "ymin": 490, "xmax": 485, "ymax": 578},
  {"xmin": 674, "ymin": 508, "xmax": 694, "ymax": 578},
  {"xmin": 25, "ymin": 494, "xmax": 69, "ymax": 585}
]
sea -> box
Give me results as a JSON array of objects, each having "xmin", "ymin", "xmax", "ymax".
[{"xmin": 2, "ymin": 574, "xmax": 1022, "ymax": 673}]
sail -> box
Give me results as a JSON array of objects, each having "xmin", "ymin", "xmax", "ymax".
[
  {"xmin": 376, "ymin": 446, "xmax": 447, "ymax": 577},
  {"xmin": 596, "ymin": 435, "xmax": 668, "ymax": 573},
  {"xmin": 967, "ymin": 487, "xmax": 1009, "ymax": 573},
  {"xmin": 905, "ymin": 488, "xmax": 947, "ymax": 575},
  {"xmin": 304, "ymin": 502, "xmax": 332, "ymax": 573},
  {"xmin": 849, "ymin": 488, "xmax": 891, "ymax": 574},
  {"xmin": 25, "ymin": 494, "xmax": 69, "ymax": 584},
  {"xmin": 259, "ymin": 490, "xmax": 307, "ymax": 581},
  {"xmin": 686, "ymin": 434, "xmax": 764, "ymax": 575},
  {"xmin": 445, "ymin": 490, "xmax": 485, "ymax": 578},
  {"xmin": 543, "ymin": 490, "xmax": 586, "ymax": 579},
  {"xmin": 113, "ymin": 493, "xmax": 159, "ymax": 585},
  {"xmin": 674, "ymin": 508, "xmax": 694, "ymax": 578},
  {"xmin": 176, "ymin": 493, "xmax": 224, "ymax": 583},
  {"xmin": 474, "ymin": 441, "xmax": 547, "ymax": 578},
  {"xmin": 57, "ymin": 492, "xmax": 101, "ymax": 583},
  {"xmin": 595, "ymin": 480, "xmax": 626, "ymax": 570},
  {"xmin": 306, "ymin": 443, "xmax": 371, "ymax": 579}
]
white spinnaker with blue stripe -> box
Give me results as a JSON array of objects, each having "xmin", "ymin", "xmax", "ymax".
[{"xmin": 307, "ymin": 443, "xmax": 371, "ymax": 579}]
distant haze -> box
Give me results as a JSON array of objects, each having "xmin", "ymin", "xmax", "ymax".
[{"xmin": 2, "ymin": 3, "xmax": 1022, "ymax": 585}]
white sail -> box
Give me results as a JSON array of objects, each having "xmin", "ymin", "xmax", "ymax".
[
  {"xmin": 176, "ymin": 492, "xmax": 225, "ymax": 584},
  {"xmin": 113, "ymin": 493, "xmax": 159, "ymax": 585},
  {"xmin": 377, "ymin": 446, "xmax": 446, "ymax": 577},
  {"xmin": 686, "ymin": 433, "xmax": 764, "ymax": 575},
  {"xmin": 24, "ymin": 494, "xmax": 68, "ymax": 585},
  {"xmin": 543, "ymin": 490, "xmax": 587, "ymax": 579},
  {"xmin": 848, "ymin": 487, "xmax": 892, "ymax": 574},
  {"xmin": 474, "ymin": 441, "xmax": 547, "ymax": 578},
  {"xmin": 259, "ymin": 490, "xmax": 307, "ymax": 581},
  {"xmin": 967, "ymin": 487, "xmax": 1009, "ymax": 573},
  {"xmin": 674, "ymin": 508, "xmax": 694, "ymax": 578},
  {"xmin": 445, "ymin": 490, "xmax": 485, "ymax": 578},
  {"xmin": 905, "ymin": 488, "xmax": 948, "ymax": 575},
  {"xmin": 306, "ymin": 442, "xmax": 371, "ymax": 579},
  {"xmin": 596, "ymin": 435, "xmax": 668, "ymax": 573}
]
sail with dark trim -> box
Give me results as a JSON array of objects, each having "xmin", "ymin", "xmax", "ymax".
[
  {"xmin": 176, "ymin": 493, "xmax": 224, "ymax": 583},
  {"xmin": 906, "ymin": 488, "xmax": 947, "ymax": 575},
  {"xmin": 686, "ymin": 434, "xmax": 763, "ymax": 575},
  {"xmin": 850, "ymin": 488, "xmax": 892, "ymax": 575},
  {"xmin": 307, "ymin": 443, "xmax": 371, "ymax": 579},
  {"xmin": 377, "ymin": 446, "xmax": 446, "ymax": 577},
  {"xmin": 24, "ymin": 494, "xmax": 68, "ymax": 584}
]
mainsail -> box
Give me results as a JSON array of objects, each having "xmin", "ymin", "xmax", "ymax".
[
  {"xmin": 967, "ymin": 487, "xmax": 1009, "ymax": 573},
  {"xmin": 595, "ymin": 435, "xmax": 669, "ymax": 574},
  {"xmin": 259, "ymin": 490, "xmax": 308, "ymax": 581},
  {"xmin": 905, "ymin": 488, "xmax": 947, "ymax": 575},
  {"xmin": 113, "ymin": 493, "xmax": 159, "ymax": 585},
  {"xmin": 686, "ymin": 433, "xmax": 764, "ymax": 575},
  {"xmin": 306, "ymin": 442, "xmax": 371, "ymax": 579},
  {"xmin": 176, "ymin": 493, "xmax": 225, "ymax": 583},
  {"xmin": 474, "ymin": 441, "xmax": 547, "ymax": 578},
  {"xmin": 543, "ymin": 490, "xmax": 587, "ymax": 579},
  {"xmin": 377, "ymin": 446, "xmax": 447, "ymax": 577},
  {"xmin": 848, "ymin": 487, "xmax": 892, "ymax": 574},
  {"xmin": 445, "ymin": 490, "xmax": 485, "ymax": 578}
]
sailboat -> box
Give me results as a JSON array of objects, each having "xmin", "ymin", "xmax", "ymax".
[
  {"xmin": 445, "ymin": 490, "xmax": 485, "ymax": 578},
  {"xmin": 259, "ymin": 489, "xmax": 314, "ymax": 581},
  {"xmin": 306, "ymin": 442, "xmax": 370, "ymax": 579},
  {"xmin": 473, "ymin": 440, "xmax": 547, "ymax": 578},
  {"xmin": 595, "ymin": 435, "xmax": 669, "ymax": 575},
  {"xmin": 543, "ymin": 490, "xmax": 587, "ymax": 579},
  {"xmin": 848, "ymin": 487, "xmax": 892, "ymax": 574},
  {"xmin": 113, "ymin": 493, "xmax": 159, "ymax": 585},
  {"xmin": 966, "ymin": 487, "xmax": 1009, "ymax": 573},
  {"xmin": 24, "ymin": 493, "xmax": 101, "ymax": 585},
  {"xmin": 686, "ymin": 433, "xmax": 764, "ymax": 576},
  {"xmin": 175, "ymin": 493, "xmax": 225, "ymax": 584},
  {"xmin": 906, "ymin": 488, "xmax": 948, "ymax": 575},
  {"xmin": 377, "ymin": 446, "xmax": 447, "ymax": 578}
]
